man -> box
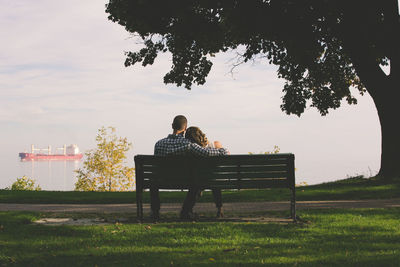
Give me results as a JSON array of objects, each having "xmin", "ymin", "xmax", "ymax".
[{"xmin": 152, "ymin": 115, "xmax": 229, "ymax": 221}]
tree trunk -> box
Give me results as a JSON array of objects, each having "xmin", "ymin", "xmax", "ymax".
[
  {"xmin": 376, "ymin": 0, "xmax": 400, "ymax": 179},
  {"xmin": 344, "ymin": 41, "xmax": 400, "ymax": 179},
  {"xmin": 340, "ymin": 0, "xmax": 400, "ymax": 179},
  {"xmin": 371, "ymin": 79, "xmax": 400, "ymax": 179}
]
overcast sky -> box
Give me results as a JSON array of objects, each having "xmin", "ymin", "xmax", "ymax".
[{"xmin": 1, "ymin": 0, "xmax": 385, "ymax": 184}]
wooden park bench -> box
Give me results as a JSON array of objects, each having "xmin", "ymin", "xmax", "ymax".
[{"xmin": 134, "ymin": 154, "xmax": 296, "ymax": 222}]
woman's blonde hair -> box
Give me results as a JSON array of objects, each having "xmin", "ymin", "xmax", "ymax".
[{"xmin": 185, "ymin": 126, "xmax": 208, "ymax": 147}]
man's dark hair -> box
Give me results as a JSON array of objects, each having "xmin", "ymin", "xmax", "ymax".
[{"xmin": 172, "ymin": 115, "xmax": 187, "ymax": 131}]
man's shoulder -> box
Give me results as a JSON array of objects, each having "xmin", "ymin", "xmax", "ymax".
[
  {"xmin": 154, "ymin": 134, "xmax": 191, "ymax": 156},
  {"xmin": 154, "ymin": 137, "xmax": 169, "ymax": 151},
  {"xmin": 155, "ymin": 136, "xmax": 168, "ymax": 145}
]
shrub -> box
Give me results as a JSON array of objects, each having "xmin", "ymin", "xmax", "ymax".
[{"xmin": 10, "ymin": 176, "xmax": 42, "ymax": 191}]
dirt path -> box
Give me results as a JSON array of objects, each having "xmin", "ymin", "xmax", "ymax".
[{"xmin": 1, "ymin": 198, "xmax": 400, "ymax": 214}]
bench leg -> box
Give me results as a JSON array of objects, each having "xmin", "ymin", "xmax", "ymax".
[
  {"xmin": 290, "ymin": 188, "xmax": 296, "ymax": 222},
  {"xmin": 136, "ymin": 188, "xmax": 143, "ymax": 222}
]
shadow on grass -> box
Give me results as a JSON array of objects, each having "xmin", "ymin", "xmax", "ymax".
[{"xmin": 1, "ymin": 208, "xmax": 400, "ymax": 266}]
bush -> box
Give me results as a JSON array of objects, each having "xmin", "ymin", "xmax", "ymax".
[{"xmin": 10, "ymin": 176, "xmax": 42, "ymax": 191}]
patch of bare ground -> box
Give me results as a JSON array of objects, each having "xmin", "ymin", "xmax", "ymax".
[{"xmin": 5, "ymin": 198, "xmax": 399, "ymax": 225}]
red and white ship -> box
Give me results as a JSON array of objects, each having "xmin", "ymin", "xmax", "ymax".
[{"xmin": 19, "ymin": 144, "xmax": 83, "ymax": 161}]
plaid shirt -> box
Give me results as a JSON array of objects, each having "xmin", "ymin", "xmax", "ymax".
[{"xmin": 154, "ymin": 134, "xmax": 229, "ymax": 156}]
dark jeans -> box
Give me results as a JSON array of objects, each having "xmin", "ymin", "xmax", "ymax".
[{"xmin": 150, "ymin": 186, "xmax": 222, "ymax": 214}]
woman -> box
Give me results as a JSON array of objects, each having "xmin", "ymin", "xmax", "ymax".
[{"xmin": 185, "ymin": 126, "xmax": 224, "ymax": 218}]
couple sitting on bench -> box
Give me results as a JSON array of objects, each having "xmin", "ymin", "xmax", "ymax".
[{"xmin": 152, "ymin": 115, "xmax": 230, "ymax": 221}]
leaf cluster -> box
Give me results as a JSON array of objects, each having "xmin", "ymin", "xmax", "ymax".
[
  {"xmin": 75, "ymin": 127, "xmax": 135, "ymax": 192},
  {"xmin": 8, "ymin": 176, "xmax": 42, "ymax": 191},
  {"xmin": 106, "ymin": 0, "xmax": 398, "ymax": 116}
]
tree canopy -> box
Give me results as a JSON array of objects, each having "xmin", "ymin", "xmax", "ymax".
[{"xmin": 106, "ymin": 0, "xmax": 400, "ymax": 177}]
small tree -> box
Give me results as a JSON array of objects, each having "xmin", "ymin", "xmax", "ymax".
[{"xmin": 75, "ymin": 126, "xmax": 135, "ymax": 191}]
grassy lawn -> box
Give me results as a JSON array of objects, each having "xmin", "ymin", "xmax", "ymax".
[
  {"xmin": 1, "ymin": 208, "xmax": 399, "ymax": 266},
  {"xmin": 1, "ymin": 176, "xmax": 399, "ymax": 204}
]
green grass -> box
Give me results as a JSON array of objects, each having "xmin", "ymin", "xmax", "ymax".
[
  {"xmin": 1, "ymin": 176, "xmax": 399, "ymax": 204},
  {"xmin": 1, "ymin": 208, "xmax": 400, "ymax": 266}
]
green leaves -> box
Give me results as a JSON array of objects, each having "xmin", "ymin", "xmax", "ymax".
[
  {"xmin": 8, "ymin": 176, "xmax": 42, "ymax": 191},
  {"xmin": 124, "ymin": 39, "xmax": 166, "ymax": 67},
  {"xmin": 75, "ymin": 126, "xmax": 135, "ymax": 192}
]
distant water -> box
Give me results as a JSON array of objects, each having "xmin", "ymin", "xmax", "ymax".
[{"xmin": 1, "ymin": 157, "xmax": 82, "ymax": 191}]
